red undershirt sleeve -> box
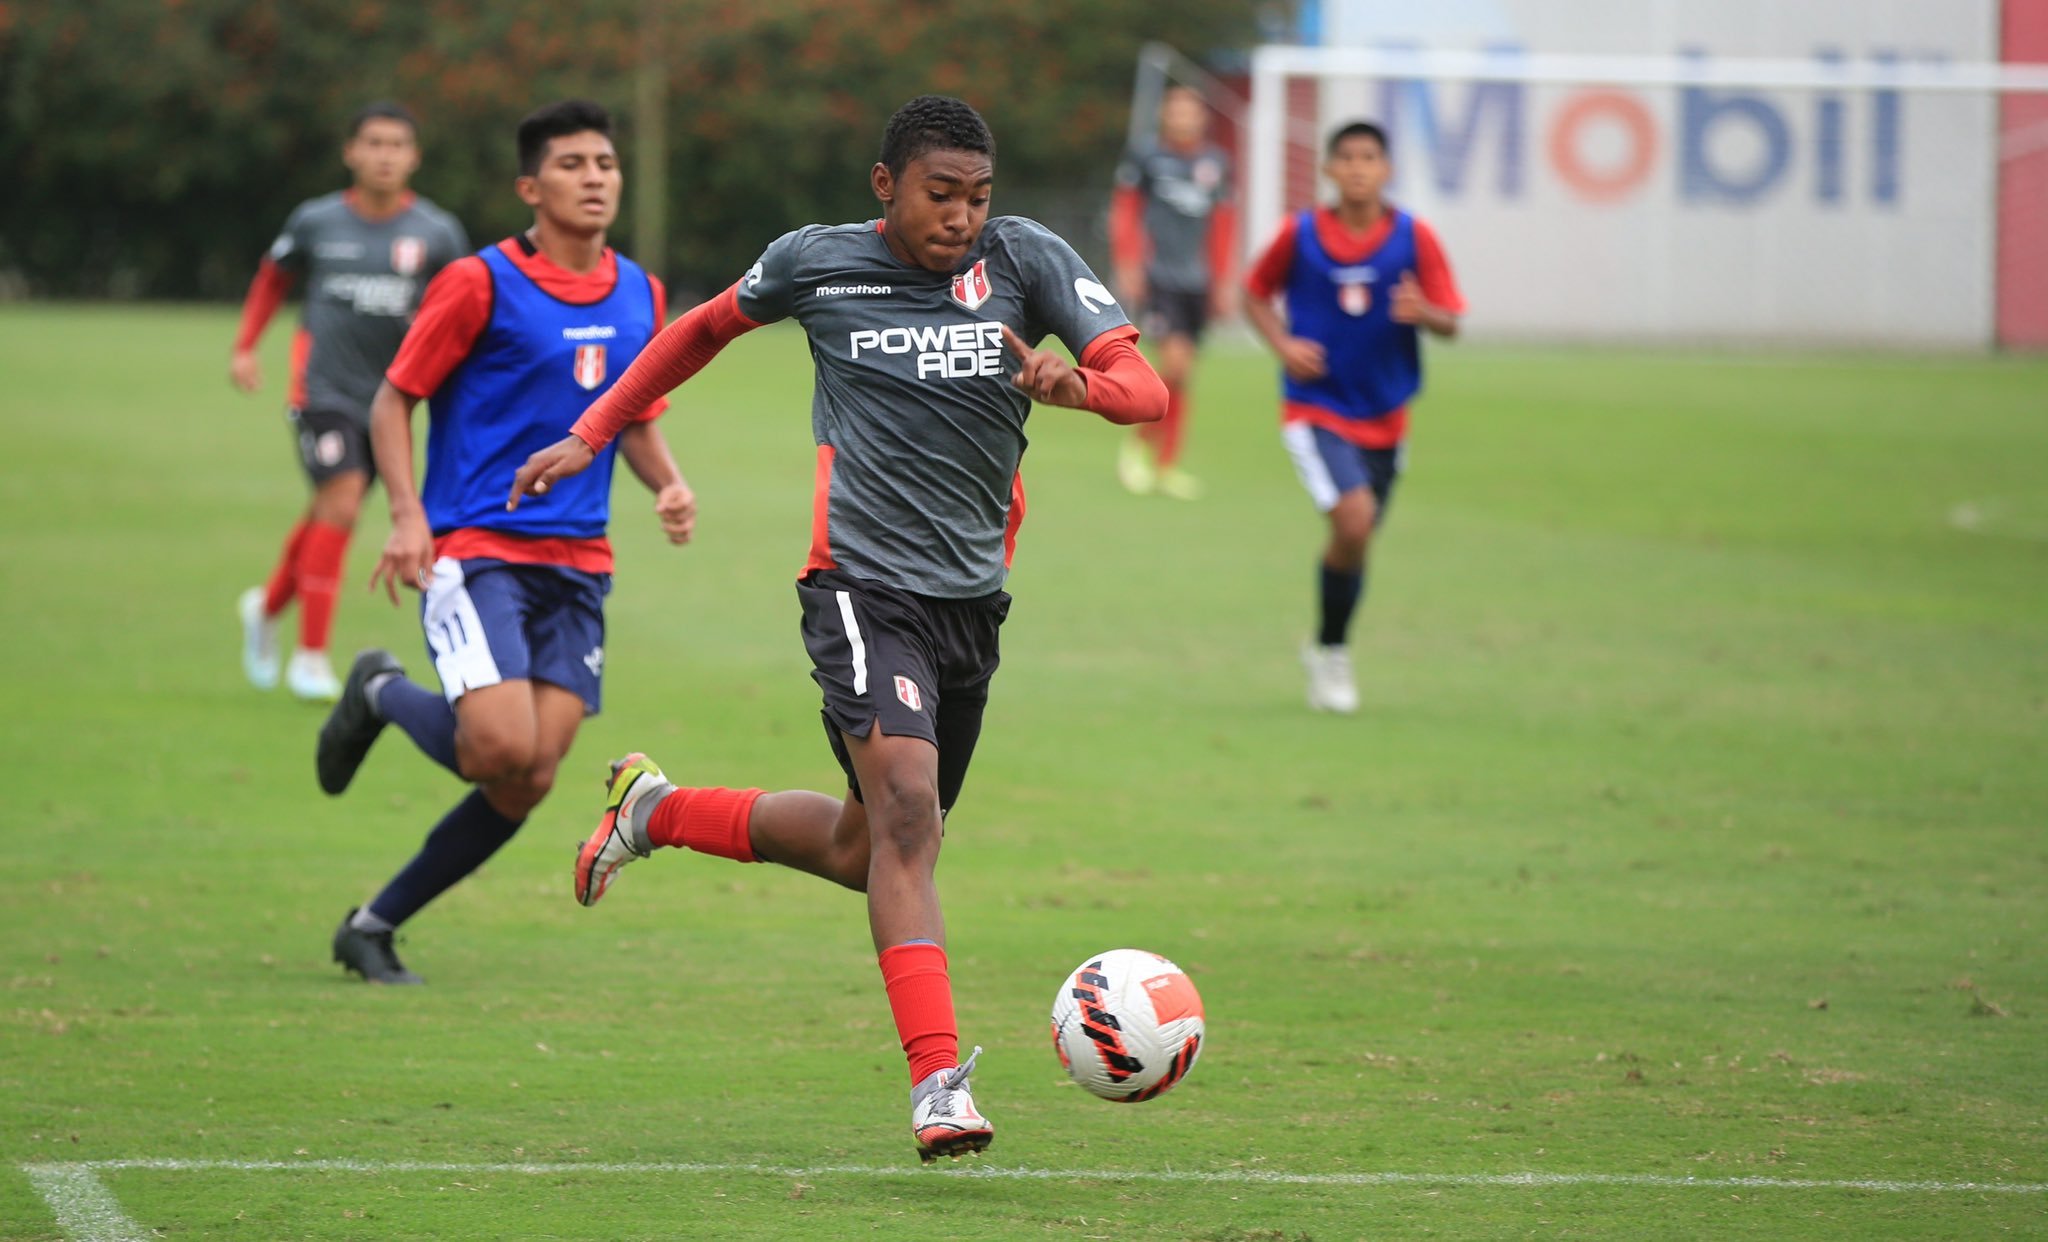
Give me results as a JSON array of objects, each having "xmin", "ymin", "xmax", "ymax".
[
  {"xmin": 1411, "ymin": 219, "xmax": 1467, "ymax": 315},
  {"xmin": 233, "ymin": 258, "xmax": 296, "ymax": 351},
  {"xmin": 571, "ymin": 282, "xmax": 760, "ymax": 451},
  {"xmin": 1109, "ymin": 186, "xmax": 1147, "ymax": 273},
  {"xmin": 1206, "ymin": 201, "xmax": 1239, "ymax": 293},
  {"xmin": 384, "ymin": 257, "xmax": 492, "ymax": 399},
  {"xmin": 1244, "ymin": 218, "xmax": 1298, "ymax": 301},
  {"xmin": 1074, "ymin": 326, "xmax": 1168, "ymax": 425}
]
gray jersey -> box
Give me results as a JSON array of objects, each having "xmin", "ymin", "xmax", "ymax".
[
  {"xmin": 267, "ymin": 192, "xmax": 468, "ymax": 420},
  {"xmin": 737, "ymin": 215, "xmax": 1132, "ymax": 598},
  {"xmin": 1114, "ymin": 140, "xmax": 1231, "ymax": 293}
]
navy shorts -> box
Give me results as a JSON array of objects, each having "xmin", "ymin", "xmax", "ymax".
[
  {"xmin": 1143, "ymin": 286, "xmax": 1210, "ymax": 343},
  {"xmin": 1281, "ymin": 422, "xmax": 1405, "ymax": 517},
  {"xmin": 796, "ymin": 569, "xmax": 1009, "ymax": 815},
  {"xmin": 289, "ymin": 406, "xmax": 376, "ymax": 485},
  {"xmin": 419, "ymin": 558, "xmax": 610, "ymax": 714}
]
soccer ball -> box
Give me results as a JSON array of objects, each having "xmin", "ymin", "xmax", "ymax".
[{"xmin": 1049, "ymin": 948, "xmax": 1205, "ymax": 1102}]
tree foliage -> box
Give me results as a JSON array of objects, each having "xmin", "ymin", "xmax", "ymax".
[{"xmin": 0, "ymin": 0, "xmax": 1267, "ymax": 299}]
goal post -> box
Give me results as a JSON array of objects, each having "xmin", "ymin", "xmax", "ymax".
[{"xmin": 1244, "ymin": 45, "xmax": 2048, "ymax": 348}]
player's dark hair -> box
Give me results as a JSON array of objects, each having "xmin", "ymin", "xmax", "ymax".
[
  {"xmin": 1328, "ymin": 121, "xmax": 1389, "ymax": 157},
  {"xmin": 518, "ymin": 99, "xmax": 613, "ymax": 176},
  {"xmin": 879, "ymin": 95, "xmax": 995, "ymax": 178},
  {"xmin": 348, "ymin": 101, "xmax": 418, "ymax": 140}
]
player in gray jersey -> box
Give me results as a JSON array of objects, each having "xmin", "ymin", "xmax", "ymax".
[
  {"xmin": 509, "ymin": 96, "xmax": 1166, "ymax": 1162},
  {"xmin": 1110, "ymin": 84, "xmax": 1237, "ymax": 499},
  {"xmin": 231, "ymin": 102, "xmax": 468, "ymax": 701}
]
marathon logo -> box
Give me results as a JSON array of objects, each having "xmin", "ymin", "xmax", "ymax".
[
  {"xmin": 814, "ymin": 283, "xmax": 893, "ymax": 297},
  {"xmin": 848, "ymin": 321, "xmax": 1005, "ymax": 380},
  {"xmin": 562, "ymin": 324, "xmax": 617, "ymax": 340}
]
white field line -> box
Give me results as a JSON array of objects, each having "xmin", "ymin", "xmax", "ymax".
[
  {"xmin": 25, "ymin": 1158, "xmax": 2048, "ymax": 1196},
  {"xmin": 21, "ymin": 1164, "xmax": 149, "ymax": 1242}
]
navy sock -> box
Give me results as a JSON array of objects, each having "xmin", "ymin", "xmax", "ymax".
[
  {"xmin": 365, "ymin": 790, "xmax": 524, "ymax": 928},
  {"xmin": 1317, "ymin": 561, "xmax": 1366, "ymax": 647},
  {"xmin": 375, "ymin": 674, "xmax": 461, "ymax": 777}
]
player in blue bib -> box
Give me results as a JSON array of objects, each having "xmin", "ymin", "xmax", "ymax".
[
  {"xmin": 312, "ymin": 100, "xmax": 695, "ymax": 985},
  {"xmin": 1245, "ymin": 121, "xmax": 1466, "ymax": 713}
]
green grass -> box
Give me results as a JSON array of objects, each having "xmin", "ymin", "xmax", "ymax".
[{"xmin": 1, "ymin": 303, "xmax": 2044, "ymax": 1239}]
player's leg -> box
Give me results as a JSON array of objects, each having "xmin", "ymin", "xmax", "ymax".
[
  {"xmin": 284, "ymin": 409, "xmax": 375, "ymax": 701},
  {"xmin": 316, "ymin": 557, "xmax": 494, "ymax": 797},
  {"xmin": 1148, "ymin": 307, "xmax": 1206, "ymax": 500},
  {"xmin": 331, "ymin": 564, "xmax": 548, "ymax": 983},
  {"xmin": 1283, "ymin": 423, "xmax": 1372, "ymax": 713},
  {"xmin": 242, "ymin": 409, "xmax": 318, "ymax": 690}
]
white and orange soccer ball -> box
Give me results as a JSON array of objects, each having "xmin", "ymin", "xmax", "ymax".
[{"xmin": 1049, "ymin": 949, "xmax": 1205, "ymax": 1102}]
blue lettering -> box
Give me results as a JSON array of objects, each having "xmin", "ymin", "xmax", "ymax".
[
  {"xmin": 1378, "ymin": 48, "xmax": 1525, "ymax": 198},
  {"xmin": 1814, "ymin": 49, "xmax": 1846, "ymax": 205},
  {"xmin": 1680, "ymin": 52, "xmax": 1793, "ymax": 205},
  {"xmin": 1871, "ymin": 51, "xmax": 1903, "ymax": 206}
]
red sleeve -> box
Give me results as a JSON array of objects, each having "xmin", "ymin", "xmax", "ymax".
[
  {"xmin": 1206, "ymin": 201, "xmax": 1238, "ymax": 290},
  {"xmin": 1109, "ymin": 186, "xmax": 1147, "ymax": 272},
  {"xmin": 233, "ymin": 258, "xmax": 296, "ymax": 351},
  {"xmin": 1244, "ymin": 217, "xmax": 1299, "ymax": 300},
  {"xmin": 384, "ymin": 257, "xmax": 493, "ymax": 398},
  {"xmin": 625, "ymin": 275, "xmax": 673, "ymax": 424},
  {"xmin": 571, "ymin": 281, "xmax": 760, "ymax": 451},
  {"xmin": 1411, "ymin": 218, "xmax": 1466, "ymax": 315},
  {"xmin": 1074, "ymin": 326, "xmax": 1167, "ymax": 426}
]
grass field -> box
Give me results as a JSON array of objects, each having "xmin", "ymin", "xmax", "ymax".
[{"xmin": 2, "ymin": 303, "xmax": 2044, "ymax": 1240}]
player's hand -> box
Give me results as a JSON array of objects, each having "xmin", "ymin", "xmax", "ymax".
[
  {"xmin": 1389, "ymin": 272, "xmax": 1428, "ymax": 325},
  {"xmin": 1279, "ymin": 336, "xmax": 1328, "ymax": 382},
  {"xmin": 507, "ymin": 436, "xmax": 597, "ymax": 511},
  {"xmin": 1001, "ymin": 324, "xmax": 1088, "ymax": 407},
  {"xmin": 653, "ymin": 480, "xmax": 696, "ymax": 545},
  {"xmin": 1209, "ymin": 285, "xmax": 1237, "ymax": 323},
  {"xmin": 230, "ymin": 349, "xmax": 262, "ymax": 394},
  {"xmin": 370, "ymin": 510, "xmax": 436, "ymax": 607}
]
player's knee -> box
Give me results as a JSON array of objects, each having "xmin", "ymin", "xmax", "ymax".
[
  {"xmin": 866, "ymin": 775, "xmax": 942, "ymax": 860},
  {"xmin": 456, "ymin": 731, "xmax": 536, "ymax": 786}
]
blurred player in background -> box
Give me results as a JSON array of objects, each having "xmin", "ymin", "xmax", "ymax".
[
  {"xmin": 1110, "ymin": 83, "xmax": 1236, "ymax": 500},
  {"xmin": 1244, "ymin": 121, "xmax": 1464, "ymax": 714},
  {"xmin": 509, "ymin": 95, "xmax": 1165, "ymax": 1161},
  {"xmin": 232, "ymin": 102, "xmax": 469, "ymax": 701},
  {"xmin": 315, "ymin": 100, "xmax": 696, "ymax": 984}
]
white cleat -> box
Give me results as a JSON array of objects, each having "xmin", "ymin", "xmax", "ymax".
[
  {"xmin": 286, "ymin": 649, "xmax": 343, "ymax": 703},
  {"xmin": 239, "ymin": 588, "xmax": 280, "ymax": 690},
  {"xmin": 1117, "ymin": 435, "xmax": 1156, "ymax": 496},
  {"xmin": 1301, "ymin": 641, "xmax": 1359, "ymax": 715},
  {"xmin": 575, "ymin": 753, "xmax": 672, "ymax": 907},
  {"xmin": 911, "ymin": 1046, "xmax": 993, "ymax": 1164}
]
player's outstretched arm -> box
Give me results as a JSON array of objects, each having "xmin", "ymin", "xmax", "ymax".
[
  {"xmin": 617, "ymin": 421, "xmax": 697, "ymax": 546},
  {"xmin": 367, "ymin": 381, "xmax": 437, "ymax": 605},
  {"xmin": 506, "ymin": 436, "xmax": 597, "ymax": 511}
]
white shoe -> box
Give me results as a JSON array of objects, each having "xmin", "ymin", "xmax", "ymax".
[
  {"xmin": 1117, "ymin": 436, "xmax": 1156, "ymax": 495},
  {"xmin": 1156, "ymin": 467, "xmax": 1204, "ymax": 501},
  {"xmin": 911, "ymin": 1046, "xmax": 993, "ymax": 1163},
  {"xmin": 575, "ymin": 753, "xmax": 672, "ymax": 907},
  {"xmin": 1301, "ymin": 641, "xmax": 1359, "ymax": 714},
  {"xmin": 286, "ymin": 649, "xmax": 342, "ymax": 702},
  {"xmin": 239, "ymin": 587, "xmax": 280, "ymax": 690}
]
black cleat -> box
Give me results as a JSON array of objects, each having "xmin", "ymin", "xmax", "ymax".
[
  {"xmin": 332, "ymin": 909, "xmax": 423, "ymax": 984},
  {"xmin": 317, "ymin": 650, "xmax": 404, "ymax": 795}
]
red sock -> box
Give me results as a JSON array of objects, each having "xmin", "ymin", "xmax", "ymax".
[
  {"xmin": 262, "ymin": 520, "xmax": 310, "ymax": 616},
  {"xmin": 645, "ymin": 786, "xmax": 761, "ymax": 861},
  {"xmin": 1155, "ymin": 384, "xmax": 1188, "ymax": 468},
  {"xmin": 879, "ymin": 941, "xmax": 958, "ymax": 1086},
  {"xmin": 295, "ymin": 521, "xmax": 351, "ymax": 652}
]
